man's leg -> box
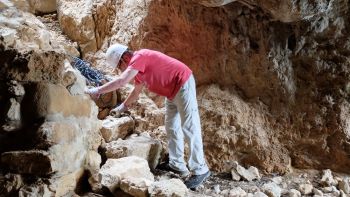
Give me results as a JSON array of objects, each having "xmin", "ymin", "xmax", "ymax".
[
  {"xmin": 165, "ymin": 98, "xmax": 189, "ymax": 174},
  {"xmin": 175, "ymin": 75, "xmax": 209, "ymax": 175}
]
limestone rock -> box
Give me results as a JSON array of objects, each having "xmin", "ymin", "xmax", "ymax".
[
  {"xmin": 313, "ymin": 188, "xmax": 323, "ymax": 196},
  {"xmin": 49, "ymin": 168, "xmax": 85, "ymax": 196},
  {"xmin": 2, "ymin": 98, "xmax": 22, "ymax": 132},
  {"xmin": 1, "ymin": 150, "xmax": 53, "ymax": 175},
  {"xmin": 28, "ymin": 0, "xmax": 57, "ymax": 14},
  {"xmin": 321, "ymin": 169, "xmax": 337, "ymax": 186},
  {"xmin": 148, "ymin": 178, "xmax": 187, "ymax": 197},
  {"xmin": 232, "ymin": 161, "xmax": 261, "ymax": 182},
  {"xmin": 261, "ymin": 182, "xmax": 282, "ymax": 197},
  {"xmin": 100, "ymin": 116, "xmax": 135, "ymax": 142},
  {"xmin": 57, "ymin": 0, "xmax": 97, "ymax": 56},
  {"xmin": 0, "ymin": 0, "xmax": 32, "ymax": 12},
  {"xmin": 253, "ymin": 191, "xmax": 268, "ymax": 197},
  {"xmin": 8, "ymin": 80, "xmax": 25, "ymax": 97},
  {"xmin": 288, "ymin": 189, "xmax": 301, "ymax": 197},
  {"xmin": 231, "ymin": 168, "xmax": 241, "ymax": 181},
  {"xmin": 0, "ymin": 8, "xmax": 69, "ymax": 53},
  {"xmin": 36, "ymin": 121, "xmax": 80, "ymax": 147},
  {"xmin": 85, "ymin": 151, "xmax": 102, "ymax": 172},
  {"xmin": 298, "ymin": 183, "xmax": 313, "ymax": 195},
  {"xmin": 98, "ymin": 157, "xmax": 154, "ymax": 193},
  {"xmin": 92, "ymin": 0, "xmax": 116, "ymax": 49},
  {"xmin": 28, "ymin": 83, "xmax": 94, "ymax": 119},
  {"xmin": 105, "ymin": 133, "xmax": 162, "ymax": 169},
  {"xmin": 120, "ymin": 177, "xmax": 153, "ymax": 197},
  {"xmin": 339, "ymin": 178, "xmax": 350, "ymax": 194},
  {"xmin": 229, "ymin": 187, "xmax": 247, "ymax": 197}
]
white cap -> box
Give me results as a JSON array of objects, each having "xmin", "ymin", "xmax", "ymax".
[{"xmin": 105, "ymin": 43, "xmax": 128, "ymax": 68}]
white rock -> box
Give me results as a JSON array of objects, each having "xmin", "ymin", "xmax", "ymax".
[
  {"xmin": 288, "ymin": 189, "xmax": 301, "ymax": 197},
  {"xmin": 105, "ymin": 133, "xmax": 162, "ymax": 169},
  {"xmin": 120, "ymin": 177, "xmax": 153, "ymax": 197},
  {"xmin": 262, "ymin": 182, "xmax": 282, "ymax": 197},
  {"xmin": 321, "ymin": 169, "xmax": 337, "ymax": 186},
  {"xmin": 98, "ymin": 157, "xmax": 154, "ymax": 193},
  {"xmin": 339, "ymin": 178, "xmax": 350, "ymax": 194},
  {"xmin": 253, "ymin": 191, "xmax": 268, "ymax": 197},
  {"xmin": 100, "ymin": 116, "xmax": 135, "ymax": 142},
  {"xmin": 221, "ymin": 189, "xmax": 229, "ymax": 196},
  {"xmin": 229, "ymin": 187, "xmax": 247, "ymax": 197},
  {"xmin": 313, "ymin": 188, "xmax": 323, "ymax": 196},
  {"xmin": 28, "ymin": 0, "xmax": 57, "ymax": 14},
  {"xmin": 272, "ymin": 177, "xmax": 283, "ymax": 185},
  {"xmin": 213, "ymin": 184, "xmax": 220, "ymax": 194},
  {"xmin": 231, "ymin": 168, "xmax": 241, "ymax": 181},
  {"xmin": 299, "ymin": 183, "xmax": 313, "ymax": 195},
  {"xmin": 232, "ymin": 161, "xmax": 260, "ymax": 182},
  {"xmin": 148, "ymin": 179, "xmax": 187, "ymax": 197}
]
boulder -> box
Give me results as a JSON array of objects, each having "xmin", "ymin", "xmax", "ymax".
[
  {"xmin": 105, "ymin": 133, "xmax": 162, "ymax": 169},
  {"xmin": 98, "ymin": 157, "xmax": 154, "ymax": 193},
  {"xmin": 100, "ymin": 116, "xmax": 135, "ymax": 142}
]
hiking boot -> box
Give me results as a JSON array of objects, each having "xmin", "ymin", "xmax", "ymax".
[
  {"xmin": 156, "ymin": 162, "xmax": 190, "ymax": 178},
  {"xmin": 185, "ymin": 171, "xmax": 211, "ymax": 189}
]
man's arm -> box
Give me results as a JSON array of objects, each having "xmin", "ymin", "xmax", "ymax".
[
  {"xmin": 86, "ymin": 68, "xmax": 139, "ymax": 95},
  {"xmin": 123, "ymin": 83, "xmax": 144, "ymax": 107},
  {"xmin": 110, "ymin": 82, "xmax": 143, "ymax": 116}
]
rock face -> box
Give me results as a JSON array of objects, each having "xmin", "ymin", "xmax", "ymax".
[
  {"xmin": 2, "ymin": 1, "xmax": 350, "ymax": 195},
  {"xmin": 0, "ymin": 6, "xmax": 102, "ymax": 196},
  {"xmin": 57, "ymin": 0, "xmax": 116, "ymax": 56},
  {"xmin": 107, "ymin": 0, "xmax": 350, "ymax": 173}
]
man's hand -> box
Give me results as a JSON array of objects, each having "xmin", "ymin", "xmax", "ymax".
[
  {"xmin": 110, "ymin": 103, "xmax": 128, "ymax": 117},
  {"xmin": 85, "ymin": 87, "xmax": 100, "ymax": 99}
]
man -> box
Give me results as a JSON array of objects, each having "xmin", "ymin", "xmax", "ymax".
[{"xmin": 85, "ymin": 43, "xmax": 210, "ymax": 189}]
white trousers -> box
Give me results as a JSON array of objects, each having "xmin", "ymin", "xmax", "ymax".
[{"xmin": 165, "ymin": 75, "xmax": 209, "ymax": 175}]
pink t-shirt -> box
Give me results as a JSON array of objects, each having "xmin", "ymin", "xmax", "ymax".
[{"xmin": 129, "ymin": 49, "xmax": 192, "ymax": 100}]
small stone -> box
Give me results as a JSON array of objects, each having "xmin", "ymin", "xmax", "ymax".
[
  {"xmin": 321, "ymin": 169, "xmax": 337, "ymax": 186},
  {"xmin": 262, "ymin": 182, "xmax": 282, "ymax": 197},
  {"xmin": 253, "ymin": 191, "xmax": 268, "ymax": 197},
  {"xmin": 313, "ymin": 188, "xmax": 323, "ymax": 196},
  {"xmin": 289, "ymin": 189, "xmax": 301, "ymax": 197},
  {"xmin": 213, "ymin": 184, "xmax": 220, "ymax": 194},
  {"xmin": 339, "ymin": 178, "xmax": 350, "ymax": 194},
  {"xmin": 272, "ymin": 176, "xmax": 283, "ymax": 185},
  {"xmin": 231, "ymin": 168, "xmax": 241, "ymax": 181},
  {"xmin": 299, "ymin": 183, "xmax": 313, "ymax": 195},
  {"xmin": 229, "ymin": 187, "xmax": 247, "ymax": 197}
]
